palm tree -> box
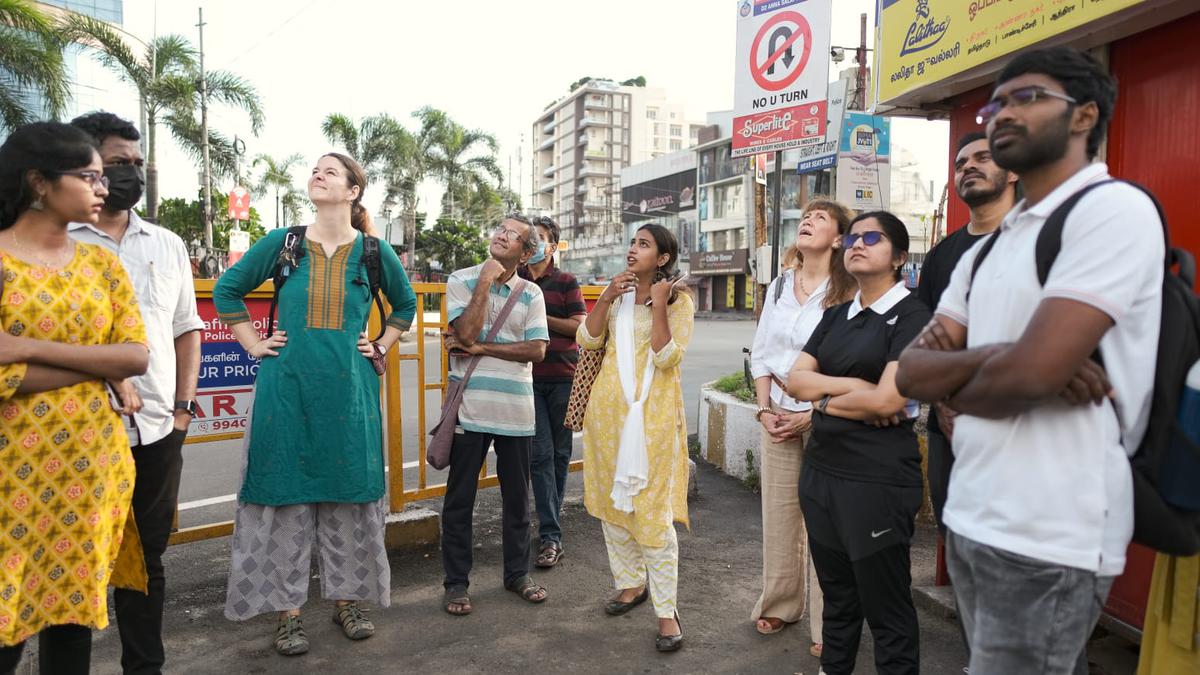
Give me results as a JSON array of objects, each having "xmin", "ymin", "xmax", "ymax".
[
  {"xmin": 60, "ymin": 15, "xmax": 264, "ymax": 220},
  {"xmin": 251, "ymin": 152, "xmax": 305, "ymax": 229},
  {"xmin": 0, "ymin": 0, "xmax": 69, "ymax": 132},
  {"xmin": 322, "ymin": 112, "xmax": 425, "ymax": 250},
  {"xmin": 413, "ymin": 106, "xmax": 503, "ymax": 225}
]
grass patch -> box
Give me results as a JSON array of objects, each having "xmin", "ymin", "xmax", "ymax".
[
  {"xmin": 742, "ymin": 448, "xmax": 760, "ymax": 493},
  {"xmin": 712, "ymin": 372, "xmax": 756, "ymax": 404}
]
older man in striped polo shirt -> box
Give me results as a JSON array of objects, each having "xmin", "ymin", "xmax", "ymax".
[{"xmin": 440, "ymin": 213, "xmax": 551, "ymax": 615}]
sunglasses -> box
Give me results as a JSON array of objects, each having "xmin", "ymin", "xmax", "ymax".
[
  {"xmin": 976, "ymin": 86, "xmax": 1078, "ymax": 125},
  {"xmin": 841, "ymin": 231, "xmax": 888, "ymax": 248},
  {"xmin": 52, "ymin": 170, "xmax": 109, "ymax": 190}
]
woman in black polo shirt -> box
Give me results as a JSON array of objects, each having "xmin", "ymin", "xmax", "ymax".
[{"xmin": 787, "ymin": 210, "xmax": 929, "ymax": 675}]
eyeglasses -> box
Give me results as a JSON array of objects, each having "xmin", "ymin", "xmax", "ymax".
[
  {"xmin": 976, "ymin": 86, "xmax": 1078, "ymax": 124},
  {"xmin": 841, "ymin": 231, "xmax": 888, "ymax": 248},
  {"xmin": 53, "ymin": 170, "xmax": 109, "ymax": 190},
  {"xmin": 494, "ymin": 226, "xmax": 525, "ymax": 242}
]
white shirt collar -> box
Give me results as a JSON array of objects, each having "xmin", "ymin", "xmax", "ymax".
[
  {"xmin": 1002, "ymin": 163, "xmax": 1110, "ymax": 230},
  {"xmin": 846, "ymin": 281, "xmax": 909, "ymax": 320},
  {"xmin": 68, "ymin": 209, "xmax": 151, "ymax": 239}
]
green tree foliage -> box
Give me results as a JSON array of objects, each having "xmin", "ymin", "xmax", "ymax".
[
  {"xmin": 414, "ymin": 215, "xmax": 488, "ymax": 276},
  {"xmin": 251, "ymin": 152, "xmax": 307, "ymax": 229},
  {"xmin": 0, "ymin": 0, "xmax": 69, "ymax": 132},
  {"xmin": 567, "ymin": 75, "xmax": 646, "ymax": 91},
  {"xmin": 156, "ymin": 189, "xmax": 264, "ymax": 252},
  {"xmin": 61, "ymin": 15, "xmax": 264, "ymax": 219}
]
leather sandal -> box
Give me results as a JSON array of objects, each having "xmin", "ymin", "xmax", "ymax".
[
  {"xmin": 755, "ymin": 616, "xmax": 788, "ymax": 635},
  {"xmin": 604, "ymin": 586, "xmax": 649, "ymax": 615},
  {"xmin": 655, "ymin": 612, "xmax": 684, "ymax": 652},
  {"xmin": 535, "ymin": 541, "xmax": 564, "ymax": 568},
  {"xmin": 505, "ymin": 575, "xmax": 548, "ymax": 603},
  {"xmin": 444, "ymin": 586, "xmax": 472, "ymax": 615}
]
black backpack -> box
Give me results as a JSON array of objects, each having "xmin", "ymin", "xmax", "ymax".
[
  {"xmin": 266, "ymin": 225, "xmax": 386, "ymax": 341},
  {"xmin": 970, "ymin": 179, "xmax": 1200, "ymax": 555}
]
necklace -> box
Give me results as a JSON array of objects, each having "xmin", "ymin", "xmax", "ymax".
[
  {"xmin": 796, "ymin": 272, "xmax": 827, "ymax": 300},
  {"xmin": 9, "ymin": 229, "xmax": 73, "ymax": 268}
]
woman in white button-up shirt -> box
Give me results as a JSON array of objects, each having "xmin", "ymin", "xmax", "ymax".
[{"xmin": 749, "ymin": 198, "xmax": 855, "ymax": 652}]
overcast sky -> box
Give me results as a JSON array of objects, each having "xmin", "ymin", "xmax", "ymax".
[{"xmin": 112, "ymin": 0, "xmax": 948, "ymax": 221}]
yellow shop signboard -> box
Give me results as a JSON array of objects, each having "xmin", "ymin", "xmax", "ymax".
[{"xmin": 876, "ymin": 0, "xmax": 1146, "ymax": 105}]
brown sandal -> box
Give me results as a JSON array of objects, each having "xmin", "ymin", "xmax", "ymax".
[
  {"xmin": 755, "ymin": 616, "xmax": 788, "ymax": 635},
  {"xmin": 535, "ymin": 541, "xmax": 563, "ymax": 568},
  {"xmin": 444, "ymin": 586, "xmax": 472, "ymax": 615},
  {"xmin": 505, "ymin": 575, "xmax": 548, "ymax": 603}
]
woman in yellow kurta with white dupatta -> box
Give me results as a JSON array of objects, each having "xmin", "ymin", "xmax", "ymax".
[{"xmin": 579, "ymin": 223, "xmax": 693, "ymax": 653}]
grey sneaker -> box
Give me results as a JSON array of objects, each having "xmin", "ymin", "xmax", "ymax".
[
  {"xmin": 274, "ymin": 615, "xmax": 309, "ymax": 656},
  {"xmin": 333, "ymin": 602, "xmax": 375, "ymax": 640}
]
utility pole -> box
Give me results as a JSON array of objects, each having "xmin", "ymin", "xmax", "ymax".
[
  {"xmin": 197, "ymin": 7, "xmax": 213, "ymax": 252},
  {"xmin": 856, "ymin": 12, "xmax": 868, "ymax": 110}
]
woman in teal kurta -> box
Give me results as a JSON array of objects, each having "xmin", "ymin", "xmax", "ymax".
[{"xmin": 214, "ymin": 153, "xmax": 415, "ymax": 656}]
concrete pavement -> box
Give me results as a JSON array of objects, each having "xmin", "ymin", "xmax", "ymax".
[{"xmin": 81, "ymin": 459, "xmax": 975, "ymax": 675}]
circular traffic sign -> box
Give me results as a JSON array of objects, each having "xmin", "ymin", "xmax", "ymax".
[{"xmin": 750, "ymin": 10, "xmax": 813, "ymax": 92}]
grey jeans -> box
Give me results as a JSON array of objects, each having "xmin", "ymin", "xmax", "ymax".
[{"xmin": 946, "ymin": 530, "xmax": 1115, "ymax": 675}]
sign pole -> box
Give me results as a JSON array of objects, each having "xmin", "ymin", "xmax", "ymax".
[
  {"xmin": 769, "ymin": 149, "xmax": 784, "ymax": 282},
  {"xmin": 753, "ymin": 167, "xmax": 767, "ymax": 317}
]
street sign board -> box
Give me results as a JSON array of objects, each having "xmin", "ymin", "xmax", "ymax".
[
  {"xmin": 732, "ymin": 0, "xmax": 832, "ymax": 157},
  {"xmin": 796, "ymin": 79, "xmax": 848, "ymax": 174},
  {"xmin": 228, "ymin": 186, "xmax": 251, "ymax": 220}
]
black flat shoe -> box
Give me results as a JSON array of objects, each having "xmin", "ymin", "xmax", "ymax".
[
  {"xmin": 604, "ymin": 586, "xmax": 649, "ymax": 616},
  {"xmin": 655, "ymin": 612, "xmax": 683, "ymax": 652}
]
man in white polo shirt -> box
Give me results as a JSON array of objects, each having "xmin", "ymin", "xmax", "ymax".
[
  {"xmin": 69, "ymin": 112, "xmax": 204, "ymax": 675},
  {"xmin": 896, "ymin": 48, "xmax": 1163, "ymax": 674}
]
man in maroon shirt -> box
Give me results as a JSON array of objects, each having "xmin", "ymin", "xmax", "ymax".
[{"xmin": 520, "ymin": 216, "xmax": 587, "ymax": 568}]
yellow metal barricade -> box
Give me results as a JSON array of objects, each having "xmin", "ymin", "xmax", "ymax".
[{"xmin": 171, "ymin": 280, "xmax": 602, "ymax": 545}]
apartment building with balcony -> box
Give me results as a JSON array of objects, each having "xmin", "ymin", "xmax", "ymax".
[{"xmin": 530, "ymin": 80, "xmax": 702, "ymax": 280}]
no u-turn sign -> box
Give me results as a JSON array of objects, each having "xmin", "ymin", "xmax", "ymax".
[{"xmin": 733, "ymin": 0, "xmax": 831, "ymax": 157}]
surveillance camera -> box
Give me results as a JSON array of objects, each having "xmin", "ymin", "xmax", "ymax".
[{"xmin": 831, "ymin": 47, "xmax": 845, "ymax": 63}]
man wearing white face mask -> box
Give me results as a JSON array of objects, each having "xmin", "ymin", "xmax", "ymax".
[{"xmin": 519, "ymin": 216, "xmax": 586, "ymax": 569}]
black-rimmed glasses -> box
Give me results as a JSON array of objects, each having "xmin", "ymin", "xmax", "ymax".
[{"xmin": 976, "ymin": 86, "xmax": 1078, "ymax": 125}]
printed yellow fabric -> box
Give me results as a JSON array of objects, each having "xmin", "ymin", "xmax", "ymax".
[
  {"xmin": 1137, "ymin": 553, "xmax": 1200, "ymax": 675},
  {"xmin": 580, "ymin": 293, "xmax": 694, "ymax": 548},
  {"xmin": 0, "ymin": 245, "xmax": 148, "ymax": 646}
]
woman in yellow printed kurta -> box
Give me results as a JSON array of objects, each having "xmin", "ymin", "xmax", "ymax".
[
  {"xmin": 0, "ymin": 122, "xmax": 149, "ymax": 675},
  {"xmin": 580, "ymin": 223, "xmax": 693, "ymax": 653}
]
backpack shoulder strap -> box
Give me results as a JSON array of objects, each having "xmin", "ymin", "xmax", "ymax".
[
  {"xmin": 266, "ymin": 226, "xmax": 308, "ymax": 338},
  {"xmin": 965, "ymin": 230, "xmax": 1002, "ymax": 302},
  {"xmin": 1034, "ymin": 180, "xmax": 1121, "ymax": 286},
  {"xmin": 771, "ymin": 272, "xmax": 786, "ymax": 304},
  {"xmin": 360, "ymin": 235, "xmax": 386, "ymax": 341}
]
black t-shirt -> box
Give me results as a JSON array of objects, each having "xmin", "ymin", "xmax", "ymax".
[
  {"xmin": 915, "ymin": 225, "xmax": 989, "ymax": 436},
  {"xmin": 801, "ymin": 292, "xmax": 931, "ymax": 487}
]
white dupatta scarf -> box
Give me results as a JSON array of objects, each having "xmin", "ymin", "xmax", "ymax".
[{"xmin": 609, "ymin": 294, "xmax": 657, "ymax": 512}]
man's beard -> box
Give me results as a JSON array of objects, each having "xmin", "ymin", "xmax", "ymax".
[
  {"xmin": 990, "ymin": 109, "xmax": 1072, "ymax": 174},
  {"xmin": 958, "ymin": 171, "xmax": 1010, "ymax": 208}
]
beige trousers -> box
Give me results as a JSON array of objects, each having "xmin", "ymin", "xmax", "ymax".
[{"xmin": 750, "ymin": 417, "xmax": 824, "ymax": 644}]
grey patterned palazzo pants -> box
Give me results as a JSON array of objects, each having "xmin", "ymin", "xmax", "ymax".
[{"xmin": 223, "ymin": 399, "xmax": 391, "ymax": 620}]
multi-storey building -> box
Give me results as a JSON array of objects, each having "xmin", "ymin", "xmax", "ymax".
[{"xmin": 530, "ymin": 80, "xmax": 701, "ymax": 280}]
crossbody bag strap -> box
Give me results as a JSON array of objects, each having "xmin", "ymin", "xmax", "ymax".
[{"xmin": 455, "ymin": 279, "xmax": 529, "ymax": 389}]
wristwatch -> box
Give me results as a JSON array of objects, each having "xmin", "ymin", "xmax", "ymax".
[{"xmin": 174, "ymin": 400, "xmax": 198, "ymax": 417}]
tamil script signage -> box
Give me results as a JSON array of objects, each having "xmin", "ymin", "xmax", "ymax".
[
  {"xmin": 689, "ymin": 248, "xmax": 750, "ymax": 276},
  {"xmin": 875, "ymin": 0, "xmax": 1146, "ymax": 105},
  {"xmin": 621, "ymin": 169, "xmax": 697, "ymax": 224}
]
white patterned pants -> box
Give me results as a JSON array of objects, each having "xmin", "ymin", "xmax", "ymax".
[{"xmin": 602, "ymin": 521, "xmax": 679, "ymax": 619}]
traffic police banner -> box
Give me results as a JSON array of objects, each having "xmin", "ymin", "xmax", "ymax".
[{"xmin": 732, "ymin": 0, "xmax": 833, "ymax": 158}]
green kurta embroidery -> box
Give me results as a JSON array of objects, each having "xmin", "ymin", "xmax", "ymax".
[{"xmin": 213, "ymin": 228, "xmax": 416, "ymax": 505}]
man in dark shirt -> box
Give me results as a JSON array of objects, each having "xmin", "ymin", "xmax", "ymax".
[
  {"xmin": 916, "ymin": 131, "xmax": 1017, "ymax": 532},
  {"xmin": 519, "ymin": 216, "xmax": 587, "ymax": 568}
]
